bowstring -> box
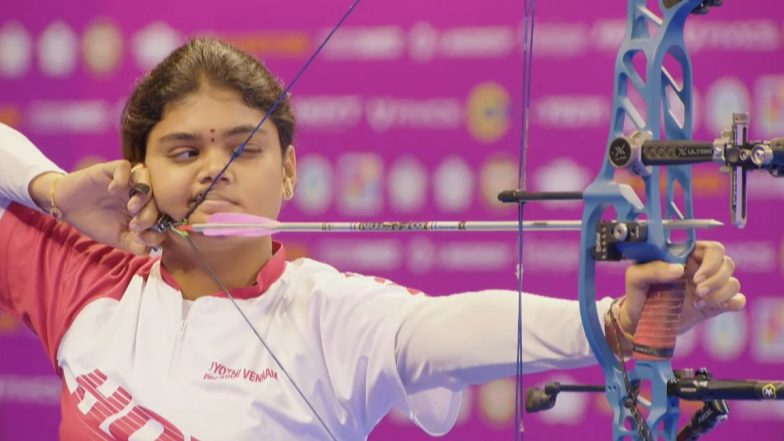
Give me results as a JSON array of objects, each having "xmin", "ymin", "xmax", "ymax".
[
  {"xmin": 164, "ymin": 2, "xmax": 362, "ymax": 440},
  {"xmin": 514, "ymin": 0, "xmax": 536, "ymax": 439}
]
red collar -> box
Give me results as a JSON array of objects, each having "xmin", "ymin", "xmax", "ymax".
[{"xmin": 142, "ymin": 241, "xmax": 287, "ymax": 300}]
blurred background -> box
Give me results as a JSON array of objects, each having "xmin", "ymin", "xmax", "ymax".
[{"xmin": 1, "ymin": 0, "xmax": 783, "ymax": 439}]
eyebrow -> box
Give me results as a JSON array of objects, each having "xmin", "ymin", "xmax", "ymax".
[{"xmin": 156, "ymin": 125, "xmax": 267, "ymax": 145}]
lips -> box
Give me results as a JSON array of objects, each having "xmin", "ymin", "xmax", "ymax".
[{"xmin": 189, "ymin": 192, "xmax": 237, "ymax": 209}]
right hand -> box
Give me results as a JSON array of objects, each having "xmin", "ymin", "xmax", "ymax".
[{"xmin": 30, "ymin": 161, "xmax": 165, "ymax": 255}]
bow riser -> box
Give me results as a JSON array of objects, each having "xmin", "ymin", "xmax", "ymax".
[{"xmin": 579, "ymin": 1, "xmax": 705, "ymax": 440}]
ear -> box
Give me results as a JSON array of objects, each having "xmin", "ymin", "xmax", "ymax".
[{"xmin": 282, "ymin": 144, "xmax": 297, "ymax": 199}]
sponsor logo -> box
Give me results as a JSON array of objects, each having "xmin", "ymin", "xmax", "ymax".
[
  {"xmin": 0, "ymin": 21, "xmax": 32, "ymax": 78},
  {"xmin": 433, "ymin": 155, "xmax": 474, "ymax": 212},
  {"xmin": 316, "ymin": 239, "xmax": 403, "ymax": 271},
  {"xmin": 522, "ymin": 239, "xmax": 580, "ymax": 273},
  {"xmin": 366, "ymin": 97, "xmax": 462, "ymax": 132},
  {"xmin": 532, "ymin": 158, "xmax": 590, "ymax": 209},
  {"xmin": 534, "ymin": 95, "xmax": 610, "ymax": 129},
  {"xmin": 685, "ymin": 20, "xmax": 781, "ymax": 53},
  {"xmin": 673, "ymin": 325, "xmax": 698, "ymax": 359},
  {"xmin": 756, "ymin": 75, "xmax": 784, "ymax": 137},
  {"xmin": 38, "ymin": 21, "xmax": 78, "ymax": 77},
  {"xmin": 723, "ymin": 241, "xmax": 778, "ymax": 274},
  {"xmin": 220, "ymin": 31, "xmax": 311, "ymax": 58},
  {"xmin": 409, "ymin": 23, "xmax": 517, "ymax": 61},
  {"xmin": 131, "ymin": 22, "xmax": 182, "ymax": 70},
  {"xmin": 436, "ymin": 241, "xmax": 515, "ymax": 272},
  {"xmin": 82, "ymin": 18, "xmax": 123, "ymax": 76},
  {"xmin": 407, "ymin": 236, "xmax": 436, "ymax": 275},
  {"xmin": 531, "ymin": 23, "xmax": 589, "ymax": 57},
  {"xmin": 477, "ymin": 378, "xmax": 516, "ymax": 428},
  {"xmin": 590, "ymin": 19, "xmax": 626, "ymax": 53},
  {"xmin": 535, "ymin": 375, "xmax": 588, "ymax": 425},
  {"xmin": 479, "ymin": 154, "xmax": 517, "ymax": 210},
  {"xmin": 705, "ymin": 77, "xmax": 750, "ymax": 136},
  {"xmin": 747, "ymin": 172, "xmax": 784, "ymax": 200},
  {"xmin": 321, "ymin": 26, "xmax": 404, "ymax": 60},
  {"xmin": 295, "ymin": 154, "xmax": 334, "ymax": 215},
  {"xmin": 337, "ymin": 153, "xmax": 383, "ymax": 215},
  {"xmin": 408, "ymin": 22, "xmax": 438, "ymax": 62},
  {"xmin": 0, "ymin": 104, "xmax": 21, "ymax": 127},
  {"xmin": 295, "ymin": 95, "xmax": 362, "ymax": 130},
  {"xmin": 752, "ymin": 298, "xmax": 784, "ymax": 362},
  {"xmin": 0, "ymin": 374, "xmax": 60, "ymax": 404},
  {"xmin": 27, "ymin": 100, "xmax": 114, "ymax": 134},
  {"xmin": 703, "ymin": 310, "xmax": 747, "ymax": 361},
  {"xmin": 388, "ymin": 155, "xmax": 427, "ymax": 213},
  {"xmin": 439, "ymin": 26, "xmax": 516, "ymax": 59},
  {"xmin": 593, "ymin": 19, "xmax": 781, "ymax": 54}
]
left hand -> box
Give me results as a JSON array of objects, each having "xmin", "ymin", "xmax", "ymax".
[{"xmin": 618, "ymin": 241, "xmax": 746, "ymax": 337}]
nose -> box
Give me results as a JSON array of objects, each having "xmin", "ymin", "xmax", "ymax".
[{"xmin": 198, "ymin": 148, "xmax": 234, "ymax": 186}]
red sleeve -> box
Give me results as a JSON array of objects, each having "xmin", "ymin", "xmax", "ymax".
[{"xmin": 0, "ymin": 202, "xmax": 154, "ymax": 366}]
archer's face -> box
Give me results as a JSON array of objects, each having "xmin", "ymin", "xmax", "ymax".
[{"xmin": 144, "ymin": 86, "xmax": 296, "ymax": 228}]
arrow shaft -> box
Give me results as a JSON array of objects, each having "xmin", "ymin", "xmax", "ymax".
[{"xmin": 189, "ymin": 219, "xmax": 721, "ymax": 233}]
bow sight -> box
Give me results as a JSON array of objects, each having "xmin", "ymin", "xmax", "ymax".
[{"xmin": 608, "ymin": 113, "xmax": 784, "ymax": 227}]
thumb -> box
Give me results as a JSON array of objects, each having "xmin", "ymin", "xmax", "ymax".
[
  {"xmin": 105, "ymin": 160, "xmax": 132, "ymax": 195},
  {"xmin": 119, "ymin": 230, "xmax": 149, "ymax": 255},
  {"xmin": 623, "ymin": 261, "xmax": 685, "ymax": 323}
]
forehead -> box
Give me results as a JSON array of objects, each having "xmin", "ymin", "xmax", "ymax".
[
  {"xmin": 162, "ymin": 87, "xmax": 261, "ymax": 124},
  {"xmin": 150, "ymin": 86, "xmax": 278, "ymax": 142}
]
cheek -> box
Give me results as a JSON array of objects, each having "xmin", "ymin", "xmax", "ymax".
[
  {"xmin": 147, "ymin": 164, "xmax": 192, "ymax": 210},
  {"xmin": 243, "ymin": 166, "xmax": 285, "ymax": 213}
]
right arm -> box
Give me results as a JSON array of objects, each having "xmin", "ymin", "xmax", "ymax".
[
  {"xmin": 0, "ymin": 123, "xmax": 65, "ymax": 211},
  {"xmin": 0, "ymin": 123, "xmax": 157, "ymax": 364},
  {"xmin": 0, "ymin": 123, "xmax": 163, "ymax": 254}
]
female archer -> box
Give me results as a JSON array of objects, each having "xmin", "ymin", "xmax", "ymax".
[{"xmin": 0, "ymin": 38, "xmax": 744, "ymax": 440}]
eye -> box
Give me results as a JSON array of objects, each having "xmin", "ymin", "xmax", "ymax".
[
  {"xmin": 172, "ymin": 149, "xmax": 199, "ymax": 162},
  {"xmin": 234, "ymin": 143, "xmax": 263, "ymax": 156}
]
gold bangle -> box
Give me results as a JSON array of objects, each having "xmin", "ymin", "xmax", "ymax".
[{"xmin": 48, "ymin": 174, "xmax": 64, "ymax": 221}]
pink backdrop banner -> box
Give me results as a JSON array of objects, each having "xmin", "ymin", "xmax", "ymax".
[{"xmin": 1, "ymin": 0, "xmax": 783, "ymax": 439}]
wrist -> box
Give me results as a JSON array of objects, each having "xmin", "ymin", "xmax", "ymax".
[
  {"xmin": 605, "ymin": 297, "xmax": 635, "ymax": 356},
  {"xmin": 29, "ymin": 172, "xmax": 66, "ymax": 218}
]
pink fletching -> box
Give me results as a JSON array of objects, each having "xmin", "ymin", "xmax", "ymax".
[
  {"xmin": 207, "ymin": 212, "xmax": 276, "ymax": 225},
  {"xmin": 200, "ymin": 212, "xmax": 279, "ymax": 237}
]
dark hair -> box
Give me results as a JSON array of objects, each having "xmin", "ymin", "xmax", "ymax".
[{"xmin": 121, "ymin": 37, "xmax": 295, "ymax": 163}]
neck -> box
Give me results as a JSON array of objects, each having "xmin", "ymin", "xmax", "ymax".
[{"xmin": 161, "ymin": 233, "xmax": 273, "ymax": 300}]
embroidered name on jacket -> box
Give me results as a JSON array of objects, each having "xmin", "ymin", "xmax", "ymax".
[{"xmin": 202, "ymin": 361, "xmax": 279, "ymax": 383}]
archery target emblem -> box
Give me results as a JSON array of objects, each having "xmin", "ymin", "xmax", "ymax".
[{"xmin": 466, "ymin": 81, "xmax": 510, "ymax": 143}]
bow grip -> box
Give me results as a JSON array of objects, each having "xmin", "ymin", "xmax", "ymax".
[{"xmin": 632, "ymin": 280, "xmax": 686, "ymax": 361}]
